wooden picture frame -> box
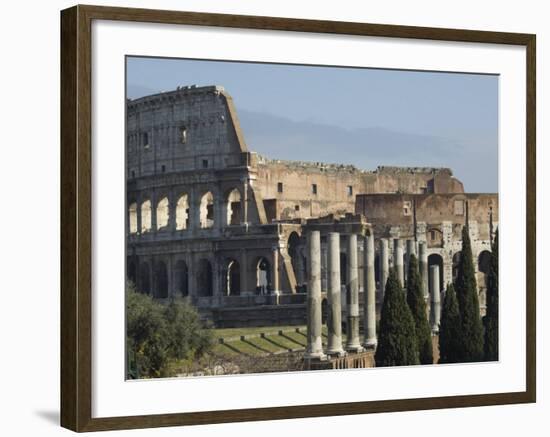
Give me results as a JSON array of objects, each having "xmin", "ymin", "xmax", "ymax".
[{"xmin": 60, "ymin": 4, "xmax": 536, "ymax": 432}]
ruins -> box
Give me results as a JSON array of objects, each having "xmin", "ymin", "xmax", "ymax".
[{"xmin": 126, "ymin": 84, "xmax": 498, "ymax": 340}]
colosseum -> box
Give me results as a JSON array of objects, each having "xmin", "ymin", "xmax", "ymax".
[{"xmin": 126, "ymin": 84, "xmax": 498, "ymax": 329}]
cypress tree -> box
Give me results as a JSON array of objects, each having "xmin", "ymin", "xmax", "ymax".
[
  {"xmin": 438, "ymin": 283, "xmax": 462, "ymax": 363},
  {"xmin": 484, "ymin": 229, "xmax": 499, "ymax": 361},
  {"xmin": 375, "ymin": 268, "xmax": 420, "ymax": 367},
  {"xmin": 406, "ymin": 255, "xmax": 433, "ymax": 364},
  {"xmin": 455, "ymin": 226, "xmax": 484, "ymax": 362}
]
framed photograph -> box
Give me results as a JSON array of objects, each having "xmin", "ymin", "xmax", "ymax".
[{"xmin": 60, "ymin": 4, "xmax": 536, "ymax": 432}]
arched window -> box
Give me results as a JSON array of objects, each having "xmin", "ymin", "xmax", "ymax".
[
  {"xmin": 156, "ymin": 197, "xmax": 170, "ymax": 230},
  {"xmin": 200, "ymin": 192, "xmax": 214, "ymax": 229},
  {"xmin": 197, "ymin": 259, "xmax": 213, "ymax": 296},
  {"xmin": 174, "ymin": 260, "xmax": 189, "ymax": 296},
  {"xmin": 175, "ymin": 194, "xmax": 189, "ymax": 230},
  {"xmin": 226, "ymin": 188, "xmax": 242, "ymax": 226},
  {"xmin": 225, "ymin": 259, "xmax": 241, "ymax": 296},
  {"xmin": 154, "ymin": 261, "xmax": 168, "ymax": 298},
  {"xmin": 128, "ymin": 203, "xmax": 138, "ymax": 234},
  {"xmin": 256, "ymin": 257, "xmax": 271, "ymax": 295},
  {"xmin": 140, "ymin": 200, "xmax": 152, "ymax": 233},
  {"xmin": 139, "ymin": 262, "xmax": 151, "ymax": 294}
]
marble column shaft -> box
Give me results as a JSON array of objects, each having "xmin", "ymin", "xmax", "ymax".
[
  {"xmin": 346, "ymin": 234, "xmax": 363, "ymax": 352},
  {"xmin": 379, "ymin": 238, "xmax": 389, "ymax": 298},
  {"xmin": 430, "ymin": 264, "xmax": 441, "ymax": 333},
  {"xmin": 326, "ymin": 232, "xmax": 345, "ymax": 356},
  {"xmin": 419, "ymin": 241, "xmax": 429, "ymax": 299},
  {"xmin": 363, "ymin": 234, "xmax": 377, "ymax": 348},
  {"xmin": 394, "ymin": 238, "xmax": 404, "ymax": 288},
  {"xmin": 305, "ymin": 230, "xmax": 325, "ymax": 360}
]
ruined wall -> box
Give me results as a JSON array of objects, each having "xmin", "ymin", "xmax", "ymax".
[
  {"xmin": 253, "ymin": 157, "xmax": 464, "ymax": 223},
  {"xmin": 126, "ymin": 85, "xmax": 247, "ymax": 178}
]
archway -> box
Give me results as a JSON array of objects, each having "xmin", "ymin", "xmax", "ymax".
[
  {"xmin": 154, "ymin": 261, "xmax": 168, "ymax": 298},
  {"xmin": 478, "ymin": 250, "xmax": 492, "ymax": 274},
  {"xmin": 256, "ymin": 257, "xmax": 271, "ymax": 295},
  {"xmin": 156, "ymin": 197, "xmax": 170, "ymax": 230},
  {"xmin": 200, "ymin": 192, "xmax": 214, "ymax": 229},
  {"xmin": 225, "ymin": 259, "xmax": 241, "ymax": 296},
  {"xmin": 428, "ymin": 253, "xmax": 444, "ymax": 292},
  {"xmin": 140, "ymin": 200, "xmax": 152, "ymax": 233},
  {"xmin": 226, "ymin": 188, "xmax": 242, "ymax": 226},
  {"xmin": 175, "ymin": 194, "xmax": 189, "ymax": 230},
  {"xmin": 197, "ymin": 259, "xmax": 213, "ymax": 296},
  {"xmin": 139, "ymin": 262, "xmax": 151, "ymax": 294},
  {"xmin": 174, "ymin": 260, "xmax": 189, "ymax": 297},
  {"xmin": 128, "ymin": 202, "xmax": 137, "ymax": 234}
]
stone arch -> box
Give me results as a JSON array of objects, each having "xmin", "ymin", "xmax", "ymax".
[
  {"xmin": 428, "ymin": 253, "xmax": 444, "ymax": 292},
  {"xmin": 478, "ymin": 250, "xmax": 492, "ymax": 274},
  {"xmin": 197, "ymin": 259, "xmax": 213, "ymax": 297},
  {"xmin": 154, "ymin": 260, "xmax": 168, "ymax": 298},
  {"xmin": 156, "ymin": 197, "xmax": 170, "ymax": 231},
  {"xmin": 139, "ymin": 262, "xmax": 151, "ymax": 294},
  {"xmin": 128, "ymin": 202, "xmax": 138, "ymax": 234},
  {"xmin": 225, "ymin": 188, "xmax": 242, "ymax": 226},
  {"xmin": 175, "ymin": 194, "xmax": 189, "ymax": 230},
  {"xmin": 140, "ymin": 199, "xmax": 152, "ymax": 233},
  {"xmin": 200, "ymin": 191, "xmax": 214, "ymax": 229},
  {"xmin": 256, "ymin": 257, "xmax": 271, "ymax": 294},
  {"xmin": 224, "ymin": 259, "xmax": 241, "ymax": 296},
  {"xmin": 174, "ymin": 260, "xmax": 189, "ymax": 297}
]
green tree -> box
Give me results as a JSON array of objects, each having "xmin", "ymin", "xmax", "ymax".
[
  {"xmin": 126, "ymin": 284, "xmax": 169, "ymax": 378},
  {"xmin": 375, "ymin": 268, "xmax": 420, "ymax": 367},
  {"xmin": 484, "ymin": 229, "xmax": 499, "ymax": 361},
  {"xmin": 406, "ymin": 255, "xmax": 433, "ymax": 364},
  {"xmin": 454, "ymin": 226, "xmax": 484, "ymax": 362},
  {"xmin": 164, "ymin": 298, "xmax": 214, "ymax": 361},
  {"xmin": 438, "ymin": 283, "xmax": 462, "ymax": 363}
]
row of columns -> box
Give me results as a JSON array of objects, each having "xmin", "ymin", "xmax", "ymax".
[
  {"xmin": 306, "ymin": 231, "xmax": 375, "ymax": 360},
  {"xmin": 306, "ymin": 233, "xmax": 443, "ymax": 360}
]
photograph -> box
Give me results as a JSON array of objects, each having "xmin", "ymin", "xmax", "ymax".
[{"xmin": 125, "ymin": 57, "xmax": 500, "ymax": 379}]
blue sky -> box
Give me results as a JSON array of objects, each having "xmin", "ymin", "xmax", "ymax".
[{"xmin": 127, "ymin": 57, "xmax": 498, "ymax": 192}]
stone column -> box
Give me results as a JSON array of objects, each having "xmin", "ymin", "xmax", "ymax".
[
  {"xmin": 346, "ymin": 234, "xmax": 363, "ymax": 352},
  {"xmin": 430, "ymin": 265, "xmax": 441, "ymax": 333},
  {"xmin": 363, "ymin": 234, "xmax": 377, "ymax": 348},
  {"xmin": 240, "ymin": 249, "xmax": 248, "ymax": 295},
  {"xmin": 272, "ymin": 245, "xmax": 280, "ymax": 295},
  {"xmin": 191, "ymin": 188, "xmax": 201, "ymax": 233},
  {"xmin": 326, "ymin": 232, "xmax": 345, "ymax": 356},
  {"xmin": 394, "ymin": 238, "xmax": 404, "ymax": 288},
  {"xmin": 419, "ymin": 241, "xmax": 429, "ymax": 299},
  {"xmin": 305, "ymin": 230, "xmax": 325, "ymax": 360},
  {"xmin": 242, "ymin": 178, "xmax": 249, "ymax": 224},
  {"xmin": 379, "ymin": 238, "xmax": 389, "ymax": 298}
]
